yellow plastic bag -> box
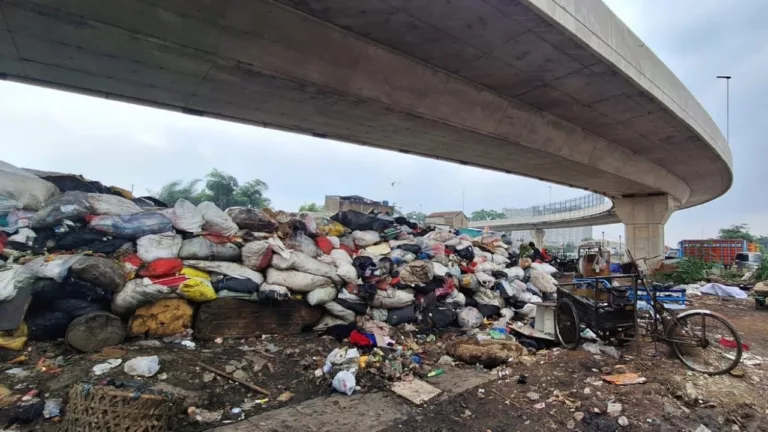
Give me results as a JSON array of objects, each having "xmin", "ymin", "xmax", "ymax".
[
  {"xmin": 180, "ymin": 267, "xmax": 211, "ymax": 280},
  {"xmin": 0, "ymin": 323, "xmax": 28, "ymax": 351},
  {"xmin": 319, "ymin": 221, "xmax": 346, "ymax": 237},
  {"xmin": 179, "ymin": 278, "xmax": 217, "ymax": 302}
]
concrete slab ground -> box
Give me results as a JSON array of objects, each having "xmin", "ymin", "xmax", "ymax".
[{"xmin": 210, "ymin": 368, "xmax": 494, "ymax": 432}]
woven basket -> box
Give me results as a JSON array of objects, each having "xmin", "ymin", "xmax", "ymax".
[{"xmin": 61, "ymin": 384, "xmax": 179, "ymax": 432}]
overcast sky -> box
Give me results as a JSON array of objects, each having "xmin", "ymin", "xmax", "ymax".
[{"xmin": 0, "ymin": 0, "xmax": 765, "ymax": 245}]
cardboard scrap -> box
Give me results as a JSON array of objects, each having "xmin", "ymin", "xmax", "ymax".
[{"xmin": 391, "ymin": 379, "xmax": 442, "ymax": 405}]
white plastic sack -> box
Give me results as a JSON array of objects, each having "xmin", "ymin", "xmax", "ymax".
[
  {"xmin": 265, "ymin": 268, "xmax": 333, "ymax": 293},
  {"xmin": 327, "ymin": 236, "xmax": 340, "ymax": 249},
  {"xmin": 474, "ymin": 287, "xmax": 503, "ymax": 307},
  {"xmin": 21, "ymin": 254, "xmax": 82, "ymax": 282},
  {"xmin": 259, "ymin": 283, "xmax": 291, "ymax": 301},
  {"xmin": 332, "ymin": 370, "xmax": 356, "ymax": 396},
  {"xmin": 531, "ymin": 262, "xmax": 558, "ymax": 275},
  {"xmin": 124, "ymin": 356, "xmax": 160, "ymax": 377},
  {"xmin": 491, "ymin": 254, "xmax": 510, "ymax": 266},
  {"xmin": 338, "ymin": 287, "xmax": 365, "ymax": 304},
  {"xmin": 371, "ymin": 308, "xmax": 388, "ymax": 322},
  {"xmin": 352, "ymin": 230, "xmax": 380, "ymax": 247},
  {"xmin": 0, "ymin": 265, "xmax": 20, "ymax": 302},
  {"xmin": 0, "ymin": 161, "xmax": 59, "ymax": 210},
  {"xmin": 271, "ymin": 252, "xmax": 342, "ymax": 284},
  {"xmin": 183, "ymin": 260, "xmax": 265, "ymax": 285},
  {"xmin": 445, "ymin": 290, "xmax": 466, "ymax": 306},
  {"xmin": 241, "ymin": 240, "xmax": 273, "ymax": 271},
  {"xmin": 475, "ymin": 261, "xmax": 501, "ymax": 274},
  {"xmin": 9, "ymin": 228, "xmax": 36, "ymax": 243},
  {"xmin": 198, "ymin": 201, "xmax": 238, "ymax": 236},
  {"xmin": 458, "ymin": 306, "xmax": 483, "ymax": 329},
  {"xmin": 171, "ymin": 199, "xmax": 204, "ymax": 232},
  {"xmin": 432, "ymin": 262, "xmax": 448, "ymax": 277},
  {"xmin": 475, "ymin": 272, "xmax": 496, "ymax": 288},
  {"xmin": 504, "ymin": 266, "xmax": 525, "ymax": 281},
  {"xmin": 112, "ymin": 279, "xmax": 173, "ymax": 315},
  {"xmin": 370, "ymin": 288, "xmax": 415, "ymax": 309},
  {"xmin": 137, "ymin": 232, "xmax": 182, "ymax": 263},
  {"xmin": 178, "ymin": 237, "xmax": 241, "ymax": 261},
  {"xmin": 513, "ymin": 303, "xmax": 537, "ymax": 318},
  {"xmin": 529, "ymin": 268, "xmax": 557, "ymax": 294},
  {"xmin": 87, "ymin": 194, "xmax": 142, "ymax": 216},
  {"xmin": 307, "ymin": 286, "xmax": 338, "ymax": 306},
  {"xmin": 324, "ymin": 301, "xmax": 356, "ymax": 323}
]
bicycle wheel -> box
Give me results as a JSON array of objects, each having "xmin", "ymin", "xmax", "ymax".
[
  {"xmin": 555, "ymin": 298, "xmax": 581, "ymax": 349},
  {"xmin": 668, "ymin": 311, "xmax": 742, "ymax": 375}
]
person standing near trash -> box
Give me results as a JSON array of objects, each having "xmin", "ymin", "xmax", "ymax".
[{"xmin": 529, "ymin": 242, "xmax": 543, "ymax": 262}]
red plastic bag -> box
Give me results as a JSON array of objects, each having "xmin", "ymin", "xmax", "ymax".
[
  {"xmin": 149, "ymin": 275, "xmax": 188, "ymax": 288},
  {"xmin": 719, "ymin": 337, "xmax": 749, "ymax": 351},
  {"xmin": 122, "ymin": 253, "xmax": 143, "ymax": 268},
  {"xmin": 315, "ymin": 236, "xmax": 334, "ymax": 255},
  {"xmin": 138, "ymin": 258, "xmax": 183, "ymax": 278}
]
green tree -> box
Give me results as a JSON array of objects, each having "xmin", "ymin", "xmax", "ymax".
[
  {"xmin": 718, "ymin": 224, "xmax": 756, "ymax": 243},
  {"xmin": 470, "ymin": 209, "xmax": 505, "ymax": 221},
  {"xmin": 153, "ymin": 179, "xmax": 203, "ymax": 206},
  {"xmin": 405, "ymin": 211, "xmax": 426, "ymax": 223},
  {"xmin": 153, "ymin": 169, "xmax": 270, "ymax": 209},
  {"xmin": 299, "ymin": 202, "xmax": 324, "ymax": 212}
]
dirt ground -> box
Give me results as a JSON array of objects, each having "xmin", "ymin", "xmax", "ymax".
[{"xmin": 2, "ymin": 295, "xmax": 768, "ymax": 432}]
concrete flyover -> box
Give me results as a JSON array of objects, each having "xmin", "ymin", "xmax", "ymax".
[
  {"xmin": 0, "ymin": 0, "xmax": 732, "ymax": 261},
  {"xmin": 468, "ymin": 193, "xmax": 617, "ymax": 231}
]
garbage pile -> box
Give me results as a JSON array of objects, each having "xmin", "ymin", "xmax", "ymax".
[{"xmin": 0, "ymin": 160, "xmax": 561, "ymax": 355}]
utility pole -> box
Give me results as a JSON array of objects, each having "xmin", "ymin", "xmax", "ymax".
[
  {"xmin": 716, "ymin": 75, "xmax": 731, "ymax": 142},
  {"xmin": 462, "ymin": 190, "xmax": 465, "ymax": 213}
]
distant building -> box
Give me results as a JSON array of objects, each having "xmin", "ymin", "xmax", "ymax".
[
  {"xmin": 425, "ymin": 211, "xmax": 469, "ymax": 229},
  {"xmin": 324, "ymin": 195, "xmax": 394, "ymax": 215}
]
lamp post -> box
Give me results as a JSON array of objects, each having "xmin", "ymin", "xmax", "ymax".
[{"xmin": 716, "ymin": 75, "xmax": 731, "ymax": 142}]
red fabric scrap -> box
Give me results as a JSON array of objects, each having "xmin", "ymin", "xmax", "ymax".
[
  {"xmin": 349, "ymin": 330, "xmax": 372, "ymax": 348},
  {"xmin": 122, "ymin": 253, "xmax": 143, "ymax": 268},
  {"xmin": 203, "ymin": 234, "xmax": 231, "ymax": 244},
  {"xmin": 435, "ymin": 277, "xmax": 455, "ymax": 297},
  {"xmin": 315, "ymin": 236, "xmax": 334, "ymax": 255},
  {"xmin": 339, "ymin": 244, "xmax": 356, "ymax": 258},
  {"xmin": 149, "ymin": 275, "xmax": 187, "ymax": 288}
]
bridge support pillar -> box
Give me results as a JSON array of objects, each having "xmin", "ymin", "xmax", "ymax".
[
  {"xmin": 530, "ymin": 229, "xmax": 545, "ymax": 248},
  {"xmin": 614, "ymin": 195, "xmax": 676, "ymax": 267}
]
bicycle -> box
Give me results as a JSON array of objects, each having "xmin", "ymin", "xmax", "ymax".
[{"xmin": 555, "ymin": 250, "xmax": 743, "ymax": 375}]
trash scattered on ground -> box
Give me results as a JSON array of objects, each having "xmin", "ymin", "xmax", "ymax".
[
  {"xmin": 602, "ymin": 373, "xmax": 647, "ymax": 385},
  {"xmin": 123, "ymin": 355, "xmax": 160, "ymax": 377},
  {"xmin": 390, "ymin": 379, "xmax": 442, "ymax": 405},
  {"xmin": 92, "ymin": 358, "xmax": 122, "ymax": 375}
]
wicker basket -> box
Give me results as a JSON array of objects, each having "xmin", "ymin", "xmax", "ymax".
[{"xmin": 61, "ymin": 384, "xmax": 179, "ymax": 432}]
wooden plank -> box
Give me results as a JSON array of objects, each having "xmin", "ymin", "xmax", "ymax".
[{"xmin": 390, "ymin": 379, "xmax": 442, "ymax": 405}]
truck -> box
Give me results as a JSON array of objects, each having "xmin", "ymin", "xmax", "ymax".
[{"xmin": 678, "ymin": 239, "xmax": 748, "ymax": 267}]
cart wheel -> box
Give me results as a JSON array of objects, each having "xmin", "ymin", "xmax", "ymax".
[{"xmin": 555, "ymin": 298, "xmax": 581, "ymax": 349}]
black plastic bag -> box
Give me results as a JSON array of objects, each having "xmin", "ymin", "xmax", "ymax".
[
  {"xmin": 42, "ymin": 174, "xmax": 110, "ymax": 194},
  {"xmin": 378, "ymin": 257, "xmax": 396, "ymax": 277},
  {"xmin": 213, "ymin": 277, "xmax": 259, "ymax": 294},
  {"xmin": 331, "ymin": 210, "xmax": 394, "ymax": 232},
  {"xmin": 387, "ymin": 304, "xmax": 416, "ymax": 326},
  {"xmin": 334, "ymin": 299, "xmax": 368, "ymax": 315},
  {"xmin": 421, "ymin": 305, "xmax": 457, "ymax": 328},
  {"xmin": 396, "ymin": 244, "xmax": 422, "ymax": 255},
  {"xmin": 32, "ymin": 278, "xmax": 112, "ymax": 304},
  {"xmin": 88, "ymin": 238, "xmax": 132, "ymax": 255},
  {"xmin": 356, "ymin": 283, "xmax": 378, "ymax": 301},
  {"xmin": 26, "ymin": 310, "xmax": 71, "ymax": 341},
  {"xmin": 411, "ymin": 278, "xmax": 442, "ymax": 295},
  {"xmin": 50, "ymin": 298, "xmax": 109, "ymax": 318},
  {"xmin": 456, "ymin": 246, "xmax": 475, "ymax": 262},
  {"xmin": 476, "ymin": 304, "xmax": 501, "ymax": 317}
]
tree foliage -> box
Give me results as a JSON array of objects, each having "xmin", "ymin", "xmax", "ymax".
[
  {"xmin": 299, "ymin": 202, "xmax": 325, "ymax": 212},
  {"xmin": 718, "ymin": 224, "xmax": 756, "ymax": 243},
  {"xmin": 405, "ymin": 211, "xmax": 427, "ymax": 223},
  {"xmin": 470, "ymin": 209, "xmax": 505, "ymax": 221},
  {"xmin": 153, "ymin": 169, "xmax": 270, "ymax": 209}
]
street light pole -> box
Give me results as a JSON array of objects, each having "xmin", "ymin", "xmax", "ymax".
[{"xmin": 716, "ymin": 75, "xmax": 731, "ymax": 142}]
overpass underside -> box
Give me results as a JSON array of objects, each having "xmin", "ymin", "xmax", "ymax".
[{"xmin": 0, "ymin": 0, "xmax": 731, "ymax": 262}]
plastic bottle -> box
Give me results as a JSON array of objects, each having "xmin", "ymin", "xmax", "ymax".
[{"xmin": 427, "ymin": 368, "xmax": 445, "ymax": 377}]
